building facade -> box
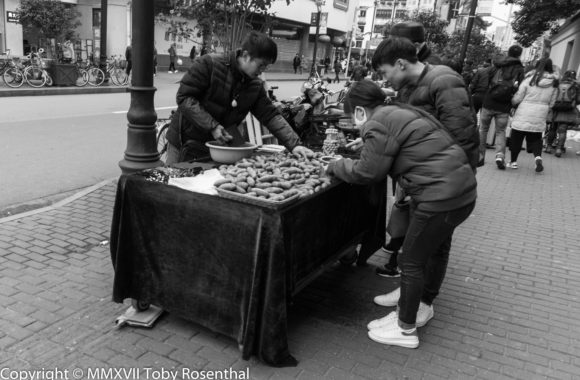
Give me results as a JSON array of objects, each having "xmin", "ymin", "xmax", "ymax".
[{"xmin": 549, "ymin": 11, "xmax": 580, "ymax": 75}]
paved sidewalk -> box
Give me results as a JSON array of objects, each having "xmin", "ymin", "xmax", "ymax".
[
  {"xmin": 1, "ymin": 150, "xmax": 579, "ymax": 379},
  {"xmin": 0, "ymin": 70, "xmax": 310, "ymax": 97}
]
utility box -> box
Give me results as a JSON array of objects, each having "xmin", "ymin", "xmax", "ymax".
[{"xmin": 48, "ymin": 64, "xmax": 77, "ymax": 86}]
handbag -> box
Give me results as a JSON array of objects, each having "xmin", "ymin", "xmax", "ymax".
[{"xmin": 386, "ymin": 199, "xmax": 410, "ymax": 238}]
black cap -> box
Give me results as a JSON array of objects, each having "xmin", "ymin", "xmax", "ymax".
[{"xmin": 389, "ymin": 22, "xmax": 425, "ymax": 43}]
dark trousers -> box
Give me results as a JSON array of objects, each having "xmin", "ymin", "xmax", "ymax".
[
  {"xmin": 398, "ymin": 201, "xmax": 475, "ymax": 328},
  {"xmin": 334, "ymin": 71, "xmax": 340, "ymax": 83},
  {"xmin": 509, "ymin": 129, "xmax": 543, "ymax": 162},
  {"xmin": 169, "ymin": 60, "xmax": 176, "ymax": 72}
]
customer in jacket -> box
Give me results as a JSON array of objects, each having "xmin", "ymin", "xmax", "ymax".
[
  {"xmin": 372, "ymin": 37, "xmax": 479, "ymax": 170},
  {"xmin": 478, "ymin": 46, "xmax": 525, "ymax": 169},
  {"xmin": 388, "ymin": 21, "xmax": 442, "ymax": 65},
  {"xmin": 165, "ymin": 31, "xmax": 312, "ymax": 164},
  {"xmin": 469, "ymin": 64, "xmax": 492, "ymax": 116},
  {"xmin": 507, "ymin": 58, "xmax": 559, "ymax": 172},
  {"xmin": 326, "ymin": 80, "xmax": 477, "ymax": 349},
  {"xmin": 546, "ymin": 70, "xmax": 580, "ymax": 156}
]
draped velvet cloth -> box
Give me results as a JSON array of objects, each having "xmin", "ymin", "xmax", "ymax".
[{"xmin": 110, "ymin": 174, "xmax": 384, "ymax": 366}]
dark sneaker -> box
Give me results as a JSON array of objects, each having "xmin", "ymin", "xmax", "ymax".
[
  {"xmin": 544, "ymin": 146, "xmax": 554, "ymax": 154},
  {"xmin": 376, "ymin": 264, "xmax": 401, "ymax": 278},
  {"xmin": 495, "ymin": 157, "xmax": 506, "ymax": 170},
  {"xmin": 555, "ymin": 148, "xmax": 562, "ymax": 157},
  {"xmin": 477, "ymin": 159, "xmax": 485, "ymax": 167},
  {"xmin": 535, "ymin": 157, "xmax": 544, "ymax": 172}
]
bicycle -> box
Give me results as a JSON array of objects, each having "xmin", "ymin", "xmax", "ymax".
[
  {"xmin": 23, "ymin": 50, "xmax": 50, "ymax": 88},
  {"xmin": 107, "ymin": 57, "xmax": 129, "ymax": 86},
  {"xmin": 156, "ymin": 112, "xmax": 174, "ymax": 163},
  {"xmin": 1, "ymin": 50, "xmax": 25, "ymax": 88}
]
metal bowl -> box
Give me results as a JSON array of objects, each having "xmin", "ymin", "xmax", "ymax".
[{"xmin": 205, "ymin": 141, "xmax": 257, "ymax": 164}]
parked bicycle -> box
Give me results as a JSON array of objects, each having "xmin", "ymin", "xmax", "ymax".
[
  {"xmin": 1, "ymin": 50, "xmax": 25, "ymax": 88},
  {"xmin": 23, "ymin": 49, "xmax": 51, "ymax": 88}
]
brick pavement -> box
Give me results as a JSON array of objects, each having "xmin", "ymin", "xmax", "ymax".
[{"xmin": 1, "ymin": 150, "xmax": 579, "ymax": 379}]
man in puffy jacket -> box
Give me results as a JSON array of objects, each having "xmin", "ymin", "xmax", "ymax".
[
  {"xmin": 165, "ymin": 31, "xmax": 312, "ymax": 164},
  {"xmin": 478, "ymin": 46, "xmax": 525, "ymax": 169},
  {"xmin": 372, "ymin": 37, "xmax": 479, "ymax": 170}
]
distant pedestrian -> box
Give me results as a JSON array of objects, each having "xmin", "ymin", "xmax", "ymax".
[
  {"xmin": 333, "ymin": 60, "xmax": 342, "ymax": 83},
  {"xmin": 125, "ymin": 45, "xmax": 132, "ymax": 76},
  {"xmin": 350, "ymin": 65, "xmax": 367, "ymax": 82},
  {"xmin": 200, "ymin": 44, "xmax": 208, "ymax": 56},
  {"xmin": 479, "ymin": 45, "xmax": 525, "ymax": 169},
  {"xmin": 469, "ymin": 65, "xmax": 492, "ymax": 116},
  {"xmin": 546, "ymin": 70, "xmax": 580, "ymax": 156},
  {"xmin": 292, "ymin": 53, "xmax": 301, "ymax": 74},
  {"xmin": 507, "ymin": 58, "xmax": 558, "ymax": 172},
  {"xmin": 168, "ymin": 43, "xmax": 177, "ymax": 73},
  {"xmin": 189, "ymin": 45, "xmax": 197, "ymax": 63},
  {"xmin": 153, "ymin": 43, "xmax": 158, "ymax": 77}
]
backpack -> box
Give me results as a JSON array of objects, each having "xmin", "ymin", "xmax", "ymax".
[
  {"xmin": 553, "ymin": 81, "xmax": 577, "ymax": 111},
  {"xmin": 488, "ymin": 68, "xmax": 516, "ymax": 102}
]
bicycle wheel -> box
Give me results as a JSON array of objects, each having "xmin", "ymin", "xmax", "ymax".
[
  {"xmin": 3, "ymin": 67, "xmax": 24, "ymax": 88},
  {"xmin": 75, "ymin": 69, "xmax": 89, "ymax": 87},
  {"xmin": 110, "ymin": 68, "xmax": 128, "ymax": 86},
  {"xmin": 24, "ymin": 66, "xmax": 46, "ymax": 88},
  {"xmin": 156, "ymin": 122, "xmax": 170, "ymax": 163},
  {"xmin": 87, "ymin": 67, "xmax": 105, "ymax": 86}
]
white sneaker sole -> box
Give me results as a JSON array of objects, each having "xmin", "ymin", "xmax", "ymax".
[
  {"xmin": 367, "ymin": 330, "xmax": 419, "ymax": 348},
  {"xmin": 368, "ymin": 306, "xmax": 433, "ymax": 330}
]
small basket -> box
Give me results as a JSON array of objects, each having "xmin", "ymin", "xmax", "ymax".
[{"xmin": 217, "ymin": 188, "xmax": 300, "ymax": 209}]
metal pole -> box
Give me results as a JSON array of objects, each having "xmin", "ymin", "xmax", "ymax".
[
  {"xmin": 310, "ymin": 8, "xmax": 321, "ymax": 77},
  {"xmin": 119, "ymin": 0, "xmax": 162, "ymax": 173},
  {"xmin": 366, "ymin": 1, "xmax": 378, "ymax": 63},
  {"xmin": 458, "ymin": 0, "xmax": 478, "ymax": 73},
  {"xmin": 345, "ymin": 3, "xmax": 360, "ymax": 79},
  {"xmin": 391, "ymin": 0, "xmax": 398, "ymax": 23},
  {"xmin": 99, "ymin": 0, "xmax": 108, "ymax": 82}
]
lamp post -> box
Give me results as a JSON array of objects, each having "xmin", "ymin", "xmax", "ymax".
[
  {"xmin": 391, "ymin": 0, "xmax": 399, "ymax": 23},
  {"xmin": 310, "ymin": 0, "xmax": 325, "ymax": 77},
  {"xmin": 458, "ymin": 0, "xmax": 477, "ymax": 73}
]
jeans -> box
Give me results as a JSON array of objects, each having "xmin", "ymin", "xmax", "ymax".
[
  {"xmin": 479, "ymin": 107, "xmax": 509, "ymax": 161},
  {"xmin": 509, "ymin": 129, "xmax": 543, "ymax": 162},
  {"xmin": 397, "ymin": 201, "xmax": 476, "ymax": 329}
]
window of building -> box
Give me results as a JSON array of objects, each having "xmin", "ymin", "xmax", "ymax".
[
  {"xmin": 358, "ymin": 25, "xmax": 365, "ymax": 33},
  {"xmin": 375, "ymin": 9, "xmax": 392, "ymax": 19},
  {"xmin": 93, "ymin": 9, "xmax": 101, "ymax": 28},
  {"xmin": 395, "ymin": 9, "xmax": 407, "ymax": 19},
  {"xmin": 355, "ymin": 40, "xmax": 363, "ymax": 48},
  {"xmin": 373, "ymin": 24, "xmax": 384, "ymax": 34},
  {"xmin": 360, "ymin": 9, "xmax": 367, "ymax": 17}
]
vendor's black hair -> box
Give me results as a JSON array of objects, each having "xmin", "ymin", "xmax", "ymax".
[
  {"xmin": 508, "ymin": 45, "xmax": 523, "ymax": 58},
  {"xmin": 372, "ymin": 37, "xmax": 418, "ymax": 70},
  {"xmin": 344, "ymin": 80, "xmax": 387, "ymax": 113},
  {"xmin": 241, "ymin": 31, "xmax": 278, "ymax": 64}
]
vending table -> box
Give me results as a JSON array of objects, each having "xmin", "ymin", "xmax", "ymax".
[{"xmin": 110, "ymin": 173, "xmax": 385, "ymax": 366}]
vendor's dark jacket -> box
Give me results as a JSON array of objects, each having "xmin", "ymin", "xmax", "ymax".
[
  {"xmin": 399, "ymin": 64, "xmax": 479, "ymax": 170},
  {"xmin": 327, "ymin": 105, "xmax": 477, "ymax": 212},
  {"xmin": 482, "ymin": 56, "xmax": 524, "ymax": 113},
  {"xmin": 166, "ymin": 51, "xmax": 300, "ymax": 151}
]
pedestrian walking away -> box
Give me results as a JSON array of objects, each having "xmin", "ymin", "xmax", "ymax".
[
  {"xmin": 333, "ymin": 60, "xmax": 342, "ymax": 83},
  {"xmin": 125, "ymin": 45, "xmax": 132, "ymax": 76},
  {"xmin": 507, "ymin": 58, "xmax": 558, "ymax": 172},
  {"xmin": 478, "ymin": 45, "xmax": 525, "ymax": 169},
  {"xmin": 326, "ymin": 80, "xmax": 477, "ymax": 349},
  {"xmin": 168, "ymin": 43, "xmax": 177, "ymax": 73},
  {"xmin": 189, "ymin": 45, "xmax": 197, "ymax": 63},
  {"xmin": 164, "ymin": 31, "xmax": 313, "ymax": 164},
  {"xmin": 545, "ymin": 70, "xmax": 580, "ymax": 157},
  {"xmin": 153, "ymin": 43, "xmax": 158, "ymax": 77}
]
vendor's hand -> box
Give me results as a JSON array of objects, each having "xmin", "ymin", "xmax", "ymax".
[
  {"xmin": 292, "ymin": 145, "xmax": 314, "ymax": 159},
  {"xmin": 345, "ymin": 137, "xmax": 363, "ymax": 151},
  {"xmin": 211, "ymin": 125, "xmax": 233, "ymax": 144}
]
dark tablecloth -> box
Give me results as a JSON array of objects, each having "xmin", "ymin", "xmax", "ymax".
[{"xmin": 110, "ymin": 174, "xmax": 384, "ymax": 366}]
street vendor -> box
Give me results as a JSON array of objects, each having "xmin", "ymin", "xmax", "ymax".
[
  {"xmin": 165, "ymin": 31, "xmax": 313, "ymax": 164},
  {"xmin": 325, "ymin": 80, "xmax": 476, "ymax": 349}
]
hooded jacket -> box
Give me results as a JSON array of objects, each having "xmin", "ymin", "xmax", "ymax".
[
  {"xmin": 402, "ymin": 64, "xmax": 479, "ymax": 170},
  {"xmin": 510, "ymin": 71, "xmax": 558, "ymax": 133},
  {"xmin": 482, "ymin": 56, "xmax": 524, "ymax": 113},
  {"xmin": 327, "ymin": 105, "xmax": 477, "ymax": 212},
  {"xmin": 166, "ymin": 51, "xmax": 300, "ymax": 151}
]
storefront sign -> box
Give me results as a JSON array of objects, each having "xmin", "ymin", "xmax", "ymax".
[{"xmin": 7, "ymin": 11, "xmax": 19, "ymax": 23}]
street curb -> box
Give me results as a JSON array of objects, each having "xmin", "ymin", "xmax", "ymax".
[
  {"xmin": 0, "ymin": 178, "xmax": 117, "ymax": 224},
  {"xmin": 0, "ymin": 86, "xmax": 128, "ymax": 97}
]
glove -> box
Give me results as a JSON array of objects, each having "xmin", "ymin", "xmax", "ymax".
[{"xmin": 211, "ymin": 125, "xmax": 233, "ymax": 144}]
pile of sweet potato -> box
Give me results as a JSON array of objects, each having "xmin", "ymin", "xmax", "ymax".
[{"xmin": 215, "ymin": 153, "xmax": 332, "ymax": 201}]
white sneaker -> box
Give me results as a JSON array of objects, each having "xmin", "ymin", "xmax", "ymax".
[
  {"xmin": 506, "ymin": 162, "xmax": 518, "ymax": 169},
  {"xmin": 373, "ymin": 287, "xmax": 400, "ymax": 307},
  {"xmin": 367, "ymin": 302, "xmax": 434, "ymax": 330},
  {"xmin": 367, "ymin": 312, "xmax": 419, "ymax": 348}
]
